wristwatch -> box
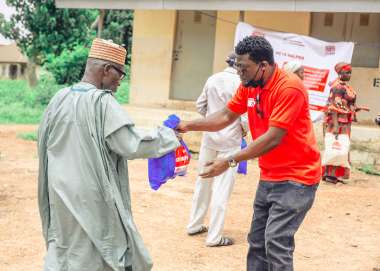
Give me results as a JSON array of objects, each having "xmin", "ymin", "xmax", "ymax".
[{"xmin": 227, "ymin": 156, "xmax": 238, "ymax": 168}]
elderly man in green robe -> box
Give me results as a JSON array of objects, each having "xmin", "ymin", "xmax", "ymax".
[{"xmin": 38, "ymin": 38, "xmax": 180, "ymax": 271}]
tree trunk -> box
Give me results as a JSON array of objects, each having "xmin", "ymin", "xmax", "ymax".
[
  {"xmin": 26, "ymin": 59, "xmax": 38, "ymax": 87},
  {"xmin": 98, "ymin": 9, "xmax": 105, "ymax": 38}
]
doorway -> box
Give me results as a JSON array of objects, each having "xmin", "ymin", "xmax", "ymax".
[{"xmin": 170, "ymin": 11, "xmax": 216, "ymax": 101}]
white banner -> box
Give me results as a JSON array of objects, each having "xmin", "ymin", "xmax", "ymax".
[{"xmin": 234, "ymin": 22, "xmax": 354, "ymax": 122}]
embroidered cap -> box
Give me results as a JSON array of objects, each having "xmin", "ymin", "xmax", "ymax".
[{"xmin": 89, "ymin": 38, "xmax": 126, "ymax": 66}]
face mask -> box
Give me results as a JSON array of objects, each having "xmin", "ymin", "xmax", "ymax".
[
  {"xmin": 340, "ymin": 75, "xmax": 350, "ymax": 82},
  {"xmin": 244, "ymin": 64, "xmax": 264, "ymax": 88},
  {"xmin": 339, "ymin": 71, "xmax": 351, "ymax": 82}
]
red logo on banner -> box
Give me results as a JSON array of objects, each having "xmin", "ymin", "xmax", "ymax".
[
  {"xmin": 251, "ymin": 31, "xmax": 265, "ymax": 37},
  {"xmin": 309, "ymin": 104, "xmax": 328, "ymax": 112},
  {"xmin": 303, "ymin": 66, "xmax": 330, "ymax": 92},
  {"xmin": 325, "ymin": 45, "xmax": 336, "ymax": 55}
]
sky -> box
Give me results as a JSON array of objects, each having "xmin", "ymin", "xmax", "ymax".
[
  {"xmin": 0, "ymin": 0, "xmax": 15, "ymax": 44},
  {"xmin": 0, "ymin": 0, "xmax": 15, "ymax": 20}
]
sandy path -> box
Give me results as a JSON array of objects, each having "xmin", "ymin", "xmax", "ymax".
[{"xmin": 0, "ymin": 124, "xmax": 379, "ymax": 271}]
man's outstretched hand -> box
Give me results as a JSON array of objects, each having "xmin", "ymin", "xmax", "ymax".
[
  {"xmin": 199, "ymin": 159, "xmax": 229, "ymax": 178},
  {"xmin": 175, "ymin": 121, "xmax": 190, "ymax": 133}
]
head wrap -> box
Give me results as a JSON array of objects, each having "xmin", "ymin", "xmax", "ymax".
[
  {"xmin": 88, "ymin": 38, "xmax": 126, "ymax": 66},
  {"xmin": 335, "ymin": 62, "xmax": 352, "ymax": 74},
  {"xmin": 283, "ymin": 61, "xmax": 302, "ymax": 74}
]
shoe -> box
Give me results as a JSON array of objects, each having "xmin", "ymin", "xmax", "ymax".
[
  {"xmin": 188, "ymin": 226, "xmax": 208, "ymax": 236},
  {"xmin": 208, "ymin": 236, "xmax": 234, "ymax": 247}
]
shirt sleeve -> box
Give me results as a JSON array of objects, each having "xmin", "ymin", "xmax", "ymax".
[
  {"xmin": 196, "ymin": 80, "xmax": 208, "ymax": 116},
  {"xmin": 103, "ymin": 95, "xmax": 180, "ymax": 159},
  {"xmin": 269, "ymin": 87, "xmax": 305, "ymax": 130},
  {"xmin": 106, "ymin": 125, "xmax": 180, "ymax": 160},
  {"xmin": 227, "ymin": 84, "xmax": 247, "ymax": 115}
]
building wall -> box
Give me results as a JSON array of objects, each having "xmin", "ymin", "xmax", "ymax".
[
  {"xmin": 129, "ymin": 10, "xmax": 177, "ymax": 105},
  {"xmin": 0, "ymin": 63, "xmax": 27, "ymax": 80},
  {"xmin": 130, "ymin": 10, "xmax": 379, "ymax": 122},
  {"xmin": 212, "ymin": 11, "xmax": 240, "ymax": 73},
  {"xmin": 212, "ymin": 11, "xmax": 379, "ymax": 121},
  {"xmin": 309, "ymin": 12, "xmax": 380, "ymax": 121},
  {"xmin": 212, "ymin": 11, "xmax": 311, "ymax": 73},
  {"xmin": 350, "ymin": 66, "xmax": 380, "ymax": 122},
  {"xmin": 0, "ymin": 63, "xmax": 9, "ymax": 78},
  {"xmin": 244, "ymin": 11, "xmax": 311, "ymax": 35}
]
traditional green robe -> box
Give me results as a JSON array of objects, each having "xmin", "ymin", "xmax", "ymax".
[{"xmin": 38, "ymin": 82, "xmax": 180, "ymax": 271}]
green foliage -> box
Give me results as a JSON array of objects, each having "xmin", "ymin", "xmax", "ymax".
[
  {"xmin": 0, "ymin": 76, "xmax": 129, "ymax": 124},
  {"xmin": 26, "ymin": 74, "xmax": 64, "ymax": 107},
  {"xmin": 0, "ymin": 77, "xmax": 63, "ymax": 124},
  {"xmin": 115, "ymin": 81, "xmax": 130, "ymax": 104},
  {"xmin": 102, "ymin": 10, "xmax": 134, "ymax": 64},
  {"xmin": 357, "ymin": 164, "xmax": 380, "ymax": 176},
  {"xmin": 45, "ymin": 45, "xmax": 89, "ymax": 85},
  {"xmin": 0, "ymin": 99, "xmax": 44, "ymax": 123},
  {"xmin": 0, "ymin": 2, "xmax": 135, "ymax": 86},
  {"xmin": 0, "ymin": 0, "xmax": 97, "ymax": 65},
  {"xmin": 17, "ymin": 131, "xmax": 37, "ymax": 141}
]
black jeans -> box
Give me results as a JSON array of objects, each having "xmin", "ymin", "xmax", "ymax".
[{"xmin": 247, "ymin": 180, "xmax": 318, "ymax": 271}]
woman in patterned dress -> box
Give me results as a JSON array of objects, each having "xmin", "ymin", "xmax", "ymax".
[{"xmin": 323, "ymin": 62, "xmax": 365, "ymax": 183}]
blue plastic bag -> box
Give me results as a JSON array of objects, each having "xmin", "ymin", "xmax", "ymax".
[
  {"xmin": 148, "ymin": 114, "xmax": 190, "ymax": 190},
  {"xmin": 237, "ymin": 138, "xmax": 248, "ymax": 175}
]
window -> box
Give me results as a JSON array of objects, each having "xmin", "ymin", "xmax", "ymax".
[
  {"xmin": 311, "ymin": 13, "xmax": 380, "ymax": 68},
  {"xmin": 359, "ymin": 13, "xmax": 370, "ymax": 26},
  {"xmin": 324, "ymin": 13, "xmax": 334, "ymax": 26},
  {"xmin": 193, "ymin": 11, "xmax": 202, "ymax": 23},
  {"xmin": 20, "ymin": 64, "xmax": 25, "ymax": 76},
  {"xmin": 9, "ymin": 64, "xmax": 17, "ymax": 79}
]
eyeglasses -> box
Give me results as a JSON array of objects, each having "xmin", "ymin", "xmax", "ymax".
[
  {"xmin": 109, "ymin": 64, "xmax": 126, "ymax": 80},
  {"xmin": 256, "ymin": 91, "xmax": 264, "ymax": 118}
]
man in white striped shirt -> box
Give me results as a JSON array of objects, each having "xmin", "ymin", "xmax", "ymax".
[{"xmin": 187, "ymin": 53, "xmax": 246, "ymax": 247}]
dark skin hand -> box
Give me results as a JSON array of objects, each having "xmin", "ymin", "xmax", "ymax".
[
  {"xmin": 199, "ymin": 126, "xmax": 286, "ymax": 178},
  {"xmin": 175, "ymin": 108, "xmax": 287, "ymax": 178}
]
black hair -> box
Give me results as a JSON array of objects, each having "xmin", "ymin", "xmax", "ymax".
[
  {"xmin": 235, "ymin": 36, "xmax": 274, "ymax": 65},
  {"xmin": 226, "ymin": 58, "xmax": 235, "ymax": 67}
]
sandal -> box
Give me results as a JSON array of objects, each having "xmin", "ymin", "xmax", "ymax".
[
  {"xmin": 322, "ymin": 176, "xmax": 338, "ymax": 184},
  {"xmin": 188, "ymin": 226, "xmax": 208, "ymax": 236},
  {"xmin": 336, "ymin": 179, "xmax": 348, "ymax": 184},
  {"xmin": 208, "ymin": 236, "xmax": 234, "ymax": 247}
]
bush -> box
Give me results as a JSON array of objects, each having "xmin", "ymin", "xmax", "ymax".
[
  {"xmin": 0, "ymin": 78, "xmax": 64, "ymax": 124},
  {"xmin": 25, "ymin": 74, "xmax": 65, "ymax": 107},
  {"xmin": 357, "ymin": 164, "xmax": 380, "ymax": 176},
  {"xmin": 17, "ymin": 131, "xmax": 38, "ymax": 141},
  {"xmin": 45, "ymin": 44, "xmax": 89, "ymax": 85},
  {"xmin": 0, "ymin": 71, "xmax": 129, "ymax": 124},
  {"xmin": 115, "ymin": 80, "xmax": 130, "ymax": 104}
]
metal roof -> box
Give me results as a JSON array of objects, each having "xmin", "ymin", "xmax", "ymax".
[{"xmin": 0, "ymin": 43, "xmax": 28, "ymax": 63}]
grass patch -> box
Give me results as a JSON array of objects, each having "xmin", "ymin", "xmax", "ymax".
[
  {"xmin": 351, "ymin": 140, "xmax": 379, "ymax": 153},
  {"xmin": 357, "ymin": 164, "xmax": 380, "ymax": 176},
  {"xmin": 0, "ymin": 77, "xmax": 130, "ymax": 124},
  {"xmin": 17, "ymin": 131, "xmax": 38, "ymax": 141},
  {"xmin": 115, "ymin": 81, "xmax": 130, "ymax": 104}
]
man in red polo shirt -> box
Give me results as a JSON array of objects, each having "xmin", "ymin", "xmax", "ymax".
[{"xmin": 176, "ymin": 36, "xmax": 321, "ymax": 271}]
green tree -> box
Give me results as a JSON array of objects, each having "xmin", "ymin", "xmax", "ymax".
[
  {"xmin": 45, "ymin": 44, "xmax": 90, "ymax": 85},
  {"xmin": 0, "ymin": 0, "xmax": 97, "ymax": 64},
  {"xmin": 0, "ymin": 0, "xmax": 97, "ymax": 85},
  {"xmin": 102, "ymin": 10, "xmax": 134, "ymax": 65}
]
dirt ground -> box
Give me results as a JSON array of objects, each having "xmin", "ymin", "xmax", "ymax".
[{"xmin": 1, "ymin": 124, "xmax": 380, "ymax": 271}]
